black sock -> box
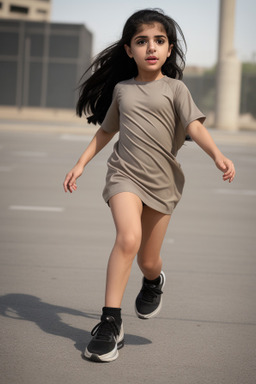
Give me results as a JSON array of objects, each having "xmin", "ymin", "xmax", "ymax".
[
  {"xmin": 144, "ymin": 275, "xmax": 161, "ymax": 285},
  {"xmin": 102, "ymin": 307, "xmax": 122, "ymax": 326}
]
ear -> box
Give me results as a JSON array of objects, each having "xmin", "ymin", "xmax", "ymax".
[
  {"xmin": 167, "ymin": 44, "xmax": 174, "ymax": 58},
  {"xmin": 124, "ymin": 44, "xmax": 133, "ymax": 58}
]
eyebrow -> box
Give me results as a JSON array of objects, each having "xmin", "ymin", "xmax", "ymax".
[{"xmin": 134, "ymin": 34, "xmax": 167, "ymax": 40}]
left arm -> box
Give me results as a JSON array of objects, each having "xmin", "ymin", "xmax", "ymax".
[{"xmin": 186, "ymin": 120, "xmax": 235, "ymax": 183}]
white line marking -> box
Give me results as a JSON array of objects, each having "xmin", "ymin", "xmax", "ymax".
[
  {"xmin": 12, "ymin": 151, "xmax": 48, "ymax": 157},
  {"xmin": 60, "ymin": 134, "xmax": 93, "ymax": 142},
  {"xmin": 9, "ymin": 205, "xmax": 64, "ymax": 212},
  {"xmin": 215, "ymin": 189, "xmax": 256, "ymax": 196}
]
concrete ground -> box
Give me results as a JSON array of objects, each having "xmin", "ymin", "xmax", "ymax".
[{"xmin": 0, "ymin": 122, "xmax": 256, "ymax": 384}]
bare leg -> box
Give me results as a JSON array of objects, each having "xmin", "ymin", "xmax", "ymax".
[
  {"xmin": 105, "ymin": 192, "xmax": 143, "ymax": 307},
  {"xmin": 137, "ymin": 205, "xmax": 171, "ymax": 280}
]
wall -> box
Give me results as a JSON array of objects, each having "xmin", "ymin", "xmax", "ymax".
[{"xmin": 0, "ymin": 19, "xmax": 92, "ymax": 109}]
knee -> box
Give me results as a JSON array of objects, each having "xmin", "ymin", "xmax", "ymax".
[
  {"xmin": 116, "ymin": 231, "xmax": 141, "ymax": 256},
  {"xmin": 137, "ymin": 256, "xmax": 161, "ymax": 273}
]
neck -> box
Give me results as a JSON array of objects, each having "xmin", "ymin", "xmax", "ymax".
[{"xmin": 135, "ymin": 71, "xmax": 164, "ymax": 82}]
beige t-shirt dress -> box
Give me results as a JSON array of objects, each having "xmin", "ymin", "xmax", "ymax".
[{"xmin": 101, "ymin": 76, "xmax": 206, "ymax": 215}]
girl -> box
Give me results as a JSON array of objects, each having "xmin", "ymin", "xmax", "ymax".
[{"xmin": 63, "ymin": 9, "xmax": 235, "ymax": 362}]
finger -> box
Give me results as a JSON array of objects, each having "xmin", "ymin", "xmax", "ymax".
[
  {"xmin": 68, "ymin": 182, "xmax": 74, "ymax": 193},
  {"xmin": 68, "ymin": 176, "xmax": 76, "ymax": 187},
  {"xmin": 222, "ymin": 160, "xmax": 234, "ymax": 175},
  {"xmin": 68, "ymin": 178, "xmax": 78, "ymax": 193},
  {"xmin": 229, "ymin": 169, "xmax": 236, "ymax": 182},
  {"xmin": 223, "ymin": 175, "xmax": 232, "ymax": 182},
  {"xmin": 70, "ymin": 183, "xmax": 77, "ymax": 192},
  {"xmin": 223, "ymin": 169, "xmax": 233, "ymax": 178},
  {"xmin": 223, "ymin": 168, "xmax": 235, "ymax": 182},
  {"xmin": 63, "ymin": 174, "xmax": 71, "ymax": 192}
]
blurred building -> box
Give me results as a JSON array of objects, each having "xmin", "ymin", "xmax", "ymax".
[
  {"xmin": 183, "ymin": 66, "xmax": 256, "ymax": 129},
  {"xmin": 0, "ymin": 0, "xmax": 51, "ymax": 22},
  {"xmin": 0, "ymin": 18, "xmax": 92, "ymax": 110}
]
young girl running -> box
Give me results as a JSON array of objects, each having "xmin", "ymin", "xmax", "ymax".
[{"xmin": 63, "ymin": 9, "xmax": 235, "ymax": 362}]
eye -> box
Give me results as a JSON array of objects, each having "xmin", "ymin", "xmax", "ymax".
[
  {"xmin": 156, "ymin": 39, "xmax": 165, "ymax": 45},
  {"xmin": 137, "ymin": 40, "xmax": 146, "ymax": 45},
  {"xmin": 136, "ymin": 39, "xmax": 147, "ymax": 45}
]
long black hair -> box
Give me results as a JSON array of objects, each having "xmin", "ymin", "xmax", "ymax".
[{"xmin": 76, "ymin": 8, "xmax": 187, "ymax": 124}]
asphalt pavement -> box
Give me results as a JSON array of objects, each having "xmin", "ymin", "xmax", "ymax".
[{"xmin": 0, "ymin": 122, "xmax": 256, "ymax": 384}]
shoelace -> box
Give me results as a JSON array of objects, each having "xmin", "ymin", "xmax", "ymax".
[
  {"xmin": 141, "ymin": 283, "xmax": 163, "ymax": 302},
  {"xmin": 91, "ymin": 316, "xmax": 119, "ymax": 340}
]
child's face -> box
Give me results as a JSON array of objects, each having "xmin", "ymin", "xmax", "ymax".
[{"xmin": 124, "ymin": 22, "xmax": 173, "ymax": 81}]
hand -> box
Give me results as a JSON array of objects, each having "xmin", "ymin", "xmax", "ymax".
[
  {"xmin": 215, "ymin": 156, "xmax": 235, "ymax": 183},
  {"xmin": 63, "ymin": 164, "xmax": 84, "ymax": 193}
]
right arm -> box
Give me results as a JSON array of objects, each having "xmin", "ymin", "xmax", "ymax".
[{"xmin": 63, "ymin": 127, "xmax": 116, "ymax": 193}]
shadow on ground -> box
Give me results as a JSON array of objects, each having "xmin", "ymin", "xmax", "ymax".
[{"xmin": 0, "ymin": 294, "xmax": 151, "ymax": 354}]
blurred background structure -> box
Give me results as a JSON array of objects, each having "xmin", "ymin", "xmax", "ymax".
[
  {"xmin": 0, "ymin": 0, "xmax": 255, "ymax": 130},
  {"xmin": 0, "ymin": 0, "xmax": 92, "ymax": 120},
  {"xmin": 0, "ymin": 0, "xmax": 51, "ymax": 21},
  {"xmin": 215, "ymin": 0, "xmax": 241, "ymax": 131}
]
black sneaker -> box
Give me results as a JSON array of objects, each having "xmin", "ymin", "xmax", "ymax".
[
  {"xmin": 135, "ymin": 271, "xmax": 166, "ymax": 319},
  {"xmin": 84, "ymin": 316, "xmax": 124, "ymax": 362}
]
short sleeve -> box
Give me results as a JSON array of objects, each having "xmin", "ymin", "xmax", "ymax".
[
  {"xmin": 101, "ymin": 85, "xmax": 120, "ymax": 133},
  {"xmin": 174, "ymin": 81, "xmax": 206, "ymax": 129}
]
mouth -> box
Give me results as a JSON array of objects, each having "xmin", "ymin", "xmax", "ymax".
[{"xmin": 146, "ymin": 56, "xmax": 158, "ymax": 64}]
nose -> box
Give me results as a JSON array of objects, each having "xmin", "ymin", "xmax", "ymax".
[{"xmin": 147, "ymin": 40, "xmax": 156, "ymax": 53}]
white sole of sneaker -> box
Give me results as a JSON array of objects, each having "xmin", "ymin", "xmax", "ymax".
[
  {"xmin": 135, "ymin": 298, "xmax": 163, "ymax": 319},
  {"xmin": 135, "ymin": 271, "xmax": 166, "ymax": 320},
  {"xmin": 84, "ymin": 323, "xmax": 124, "ymax": 362},
  {"xmin": 84, "ymin": 345, "xmax": 119, "ymax": 362}
]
